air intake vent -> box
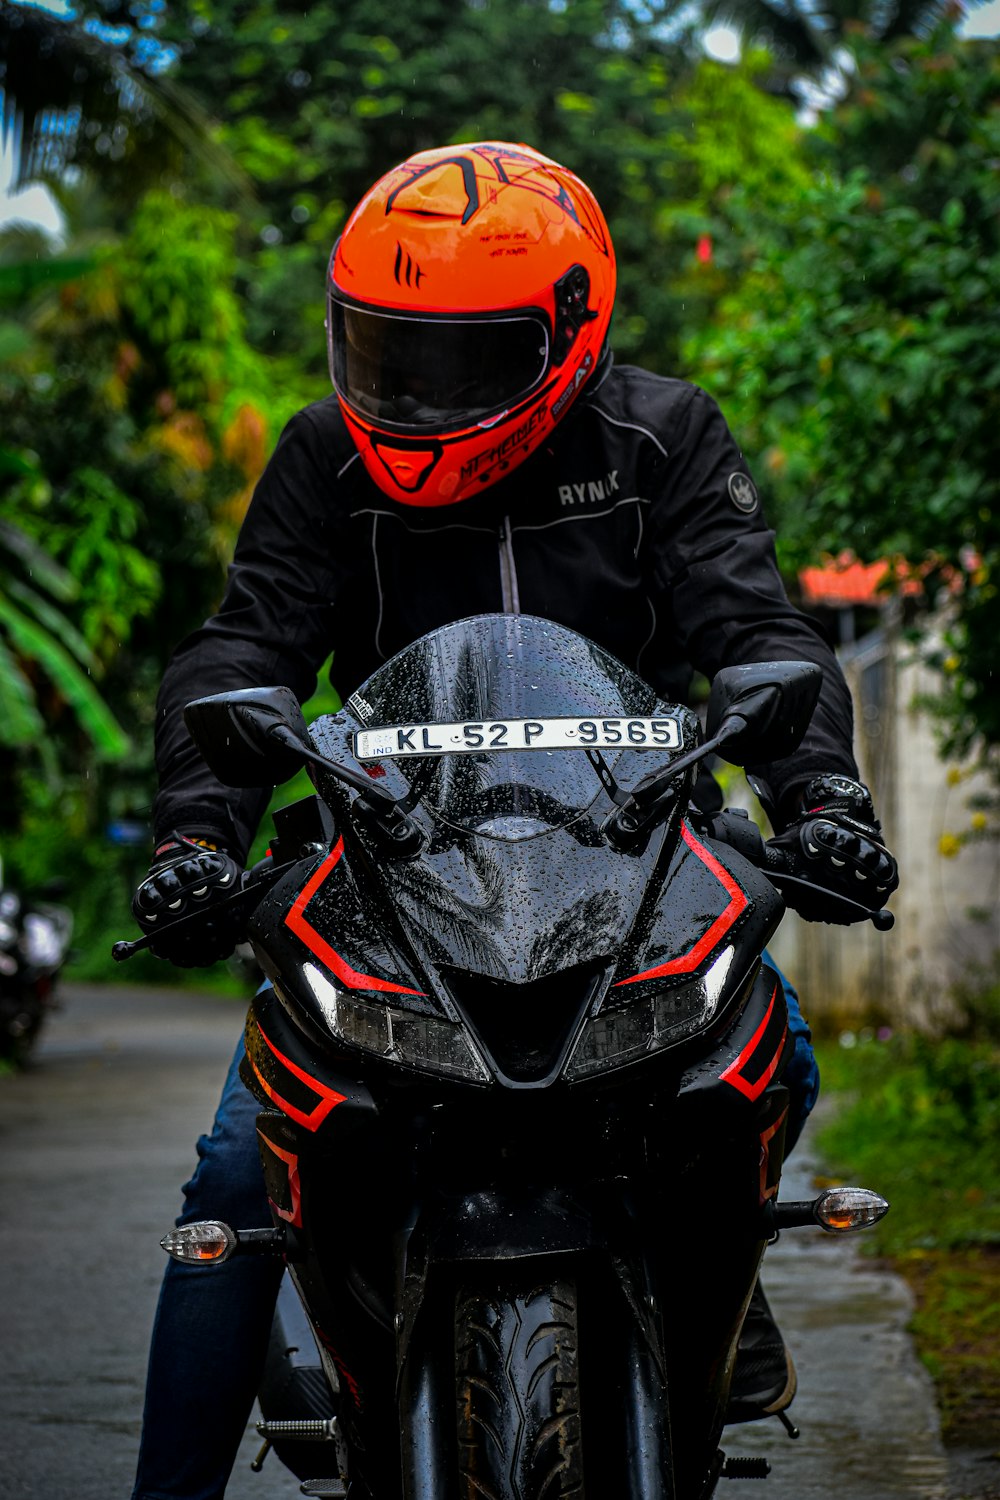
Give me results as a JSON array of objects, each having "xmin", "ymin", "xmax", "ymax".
[{"xmin": 444, "ymin": 966, "xmax": 602, "ymax": 1086}]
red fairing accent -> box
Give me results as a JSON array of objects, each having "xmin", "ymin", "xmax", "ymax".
[
  {"xmin": 250, "ymin": 1019, "xmax": 346, "ymax": 1131},
  {"xmin": 258, "ymin": 1132, "xmax": 304, "ymax": 1227},
  {"xmin": 719, "ymin": 981, "xmax": 788, "ymax": 1103},
  {"xmin": 614, "ymin": 822, "xmax": 749, "ymax": 987},
  {"xmin": 758, "ymin": 1108, "xmax": 788, "ymax": 1205},
  {"xmin": 285, "ymin": 838, "xmax": 424, "ymax": 995},
  {"xmin": 313, "ymin": 1323, "xmax": 364, "ymax": 1410}
]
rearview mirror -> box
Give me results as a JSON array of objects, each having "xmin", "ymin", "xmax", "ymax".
[
  {"xmin": 706, "ymin": 661, "xmax": 822, "ymax": 764},
  {"xmin": 183, "ymin": 687, "xmax": 312, "ymax": 788}
]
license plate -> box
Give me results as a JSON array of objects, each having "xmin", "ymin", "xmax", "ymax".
[{"xmin": 353, "ymin": 716, "xmax": 682, "ymax": 759}]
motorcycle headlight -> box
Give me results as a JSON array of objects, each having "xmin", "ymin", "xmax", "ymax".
[
  {"xmin": 302, "ymin": 963, "xmax": 490, "ymax": 1084},
  {"xmin": 563, "ymin": 946, "xmax": 736, "ymax": 1081}
]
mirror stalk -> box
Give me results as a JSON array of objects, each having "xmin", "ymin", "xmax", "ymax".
[
  {"xmin": 603, "ymin": 713, "xmax": 750, "ymax": 849},
  {"xmin": 265, "ymin": 726, "xmax": 423, "ymax": 855}
]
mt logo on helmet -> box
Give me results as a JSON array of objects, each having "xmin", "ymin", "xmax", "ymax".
[{"xmin": 328, "ymin": 141, "xmax": 617, "ymax": 507}]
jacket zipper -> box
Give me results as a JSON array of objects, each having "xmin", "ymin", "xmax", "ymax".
[{"xmin": 498, "ymin": 516, "xmax": 521, "ymax": 613}]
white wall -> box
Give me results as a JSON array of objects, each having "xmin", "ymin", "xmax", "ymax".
[{"xmin": 767, "ymin": 632, "xmax": 999, "ymax": 1031}]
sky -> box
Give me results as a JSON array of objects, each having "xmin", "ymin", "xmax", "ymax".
[{"xmin": 2, "ymin": 0, "xmax": 1000, "ymax": 240}]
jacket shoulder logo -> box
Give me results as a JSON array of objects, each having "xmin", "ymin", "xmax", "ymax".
[{"xmin": 728, "ymin": 473, "xmax": 758, "ymax": 514}]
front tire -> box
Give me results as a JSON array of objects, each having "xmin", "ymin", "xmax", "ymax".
[{"xmin": 455, "ymin": 1272, "xmax": 583, "ymax": 1500}]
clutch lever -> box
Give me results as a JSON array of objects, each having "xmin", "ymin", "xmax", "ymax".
[{"xmin": 111, "ymin": 855, "xmax": 302, "ymax": 962}]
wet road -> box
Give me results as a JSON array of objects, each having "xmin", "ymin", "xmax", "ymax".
[
  {"xmin": 0, "ymin": 981, "xmax": 299, "ymax": 1500},
  {"xmin": 724, "ymin": 1116, "xmax": 949, "ymax": 1497},
  {"xmin": 0, "ymin": 982, "xmax": 952, "ymax": 1498}
]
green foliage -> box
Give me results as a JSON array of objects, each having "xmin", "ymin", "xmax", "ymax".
[
  {"xmin": 815, "ymin": 1033, "xmax": 1000, "ymax": 1254},
  {"xmin": 655, "ymin": 53, "xmax": 814, "ymax": 336},
  {"xmin": 0, "ymin": 0, "xmax": 251, "ymax": 215},
  {"xmin": 151, "ymin": 0, "xmax": 714, "ymax": 372},
  {"xmin": 947, "ymin": 953, "xmax": 1000, "ymax": 1046},
  {"xmin": 815, "ymin": 1027, "xmax": 1000, "ymax": 1440},
  {"xmin": 686, "ymin": 22, "xmax": 1000, "ymax": 762},
  {"xmin": 0, "ymin": 187, "xmax": 315, "ymax": 966},
  {"xmin": 699, "ymin": 0, "xmax": 950, "ymax": 88},
  {"xmin": 119, "ymin": 193, "xmax": 256, "ymax": 411},
  {"xmin": 0, "ymin": 504, "xmax": 131, "ymax": 759}
]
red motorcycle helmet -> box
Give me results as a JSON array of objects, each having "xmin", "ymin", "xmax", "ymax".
[{"xmin": 328, "ymin": 141, "xmax": 616, "ymax": 507}]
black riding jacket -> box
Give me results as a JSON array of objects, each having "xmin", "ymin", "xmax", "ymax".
[{"xmin": 153, "ymin": 360, "xmax": 858, "ymax": 861}]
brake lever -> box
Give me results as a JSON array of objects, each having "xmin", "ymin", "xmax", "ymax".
[{"xmin": 111, "ymin": 856, "xmax": 303, "ymax": 962}]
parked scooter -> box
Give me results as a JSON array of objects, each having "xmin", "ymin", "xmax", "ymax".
[
  {"xmin": 115, "ymin": 614, "xmax": 890, "ymax": 1499},
  {"xmin": 0, "ymin": 857, "xmax": 74, "ymax": 1063}
]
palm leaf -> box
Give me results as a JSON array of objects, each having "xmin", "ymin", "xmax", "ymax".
[
  {"xmin": 0, "ymin": 638, "xmax": 43, "ymax": 746},
  {"xmin": 881, "ymin": 0, "xmax": 949, "ymax": 41},
  {"xmin": 6, "ymin": 578, "xmax": 96, "ymax": 670},
  {"xmin": 0, "ymin": 594, "xmax": 129, "ymax": 758},
  {"xmin": 0, "ymin": 442, "xmax": 39, "ymax": 477},
  {"xmin": 0, "ymin": 520, "xmax": 78, "ymax": 603},
  {"xmin": 699, "ymin": 0, "xmax": 829, "ymax": 68},
  {"xmin": 0, "ymin": 2, "xmax": 253, "ymax": 205}
]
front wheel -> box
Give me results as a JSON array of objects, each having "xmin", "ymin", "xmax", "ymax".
[{"xmin": 455, "ymin": 1272, "xmax": 584, "ymax": 1500}]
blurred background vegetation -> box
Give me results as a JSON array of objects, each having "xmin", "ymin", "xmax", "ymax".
[{"xmin": 0, "ymin": 0, "xmax": 997, "ymax": 978}]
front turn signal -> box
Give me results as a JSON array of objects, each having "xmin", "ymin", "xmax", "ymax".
[
  {"xmin": 813, "ymin": 1186, "xmax": 889, "ymax": 1233},
  {"xmin": 160, "ymin": 1220, "xmax": 238, "ymax": 1264}
]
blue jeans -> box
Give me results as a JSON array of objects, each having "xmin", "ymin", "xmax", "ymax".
[
  {"xmin": 132, "ymin": 1043, "xmax": 281, "ymax": 1500},
  {"xmin": 770, "ymin": 952, "xmax": 820, "ymax": 1152},
  {"xmin": 132, "ymin": 959, "xmax": 818, "ymax": 1499}
]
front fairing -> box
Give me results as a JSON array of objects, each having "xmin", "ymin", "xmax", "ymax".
[
  {"xmin": 238, "ymin": 617, "xmax": 792, "ymax": 1499},
  {"xmin": 248, "ymin": 615, "xmax": 784, "ymax": 1083}
]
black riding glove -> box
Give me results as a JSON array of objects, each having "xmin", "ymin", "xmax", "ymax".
[
  {"xmin": 132, "ymin": 831, "xmax": 245, "ymax": 967},
  {"xmin": 769, "ymin": 774, "xmax": 899, "ymax": 925}
]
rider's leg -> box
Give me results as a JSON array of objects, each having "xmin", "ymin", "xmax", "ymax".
[
  {"xmin": 729, "ymin": 952, "xmax": 817, "ymax": 1419},
  {"xmin": 765, "ymin": 950, "xmax": 820, "ymax": 1156},
  {"xmin": 132, "ymin": 1038, "xmax": 281, "ymax": 1500}
]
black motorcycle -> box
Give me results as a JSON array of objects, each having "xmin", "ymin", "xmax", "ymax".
[
  {"xmin": 0, "ymin": 860, "xmax": 74, "ymax": 1063},
  {"xmin": 116, "ymin": 614, "xmax": 890, "ymax": 1499}
]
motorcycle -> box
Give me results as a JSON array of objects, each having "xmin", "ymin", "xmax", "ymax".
[
  {"xmin": 0, "ymin": 857, "xmax": 74, "ymax": 1064},
  {"xmin": 114, "ymin": 613, "xmax": 891, "ymax": 1499}
]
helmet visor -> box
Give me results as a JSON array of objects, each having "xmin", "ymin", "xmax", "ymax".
[{"xmin": 330, "ymin": 299, "xmax": 550, "ymax": 430}]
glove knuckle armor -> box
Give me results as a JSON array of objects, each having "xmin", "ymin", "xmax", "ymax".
[{"xmin": 132, "ymin": 830, "xmax": 244, "ymax": 966}]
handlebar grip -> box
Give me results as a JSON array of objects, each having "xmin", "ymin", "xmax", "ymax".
[{"xmin": 762, "ymin": 841, "xmax": 792, "ymax": 875}]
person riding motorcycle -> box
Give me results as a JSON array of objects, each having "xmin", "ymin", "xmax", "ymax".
[{"xmin": 129, "ymin": 141, "xmax": 898, "ymax": 1500}]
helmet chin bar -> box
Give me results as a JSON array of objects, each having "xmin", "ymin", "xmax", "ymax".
[{"xmin": 339, "ymin": 382, "xmax": 566, "ymax": 508}]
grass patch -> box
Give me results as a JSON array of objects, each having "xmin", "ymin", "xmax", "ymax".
[
  {"xmin": 902, "ymin": 1247, "xmax": 1000, "ymax": 1447},
  {"xmin": 813, "ymin": 1034, "xmax": 1000, "ymax": 1444}
]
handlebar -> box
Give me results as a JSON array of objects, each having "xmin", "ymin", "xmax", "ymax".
[{"xmin": 113, "ymin": 805, "xmax": 894, "ymax": 965}]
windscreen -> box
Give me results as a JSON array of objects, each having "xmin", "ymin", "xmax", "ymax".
[{"xmin": 347, "ymin": 615, "xmax": 677, "ymax": 839}]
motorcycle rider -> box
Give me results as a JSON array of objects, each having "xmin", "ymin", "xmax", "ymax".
[{"xmin": 130, "ymin": 142, "xmax": 898, "ymax": 1500}]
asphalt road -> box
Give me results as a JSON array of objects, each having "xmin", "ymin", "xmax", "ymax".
[{"xmin": 0, "ymin": 981, "xmax": 956, "ymax": 1499}]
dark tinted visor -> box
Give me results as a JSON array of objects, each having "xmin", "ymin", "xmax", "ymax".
[{"xmin": 330, "ymin": 299, "xmax": 550, "ymax": 430}]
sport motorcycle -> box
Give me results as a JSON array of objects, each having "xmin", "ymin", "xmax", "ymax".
[
  {"xmin": 0, "ymin": 857, "xmax": 74, "ymax": 1063},
  {"xmin": 114, "ymin": 613, "xmax": 891, "ymax": 1499}
]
